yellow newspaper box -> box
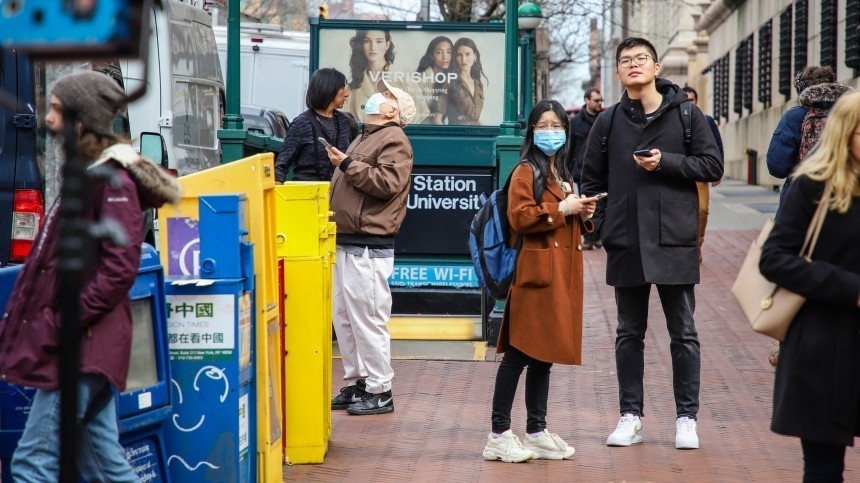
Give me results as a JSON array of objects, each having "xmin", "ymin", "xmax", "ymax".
[
  {"xmin": 275, "ymin": 183, "xmax": 335, "ymax": 464},
  {"xmin": 157, "ymin": 154, "xmax": 284, "ymax": 482}
]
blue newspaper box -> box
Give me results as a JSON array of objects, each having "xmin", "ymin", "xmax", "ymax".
[
  {"xmin": 163, "ymin": 194, "xmax": 256, "ymax": 483},
  {"xmin": 0, "ymin": 243, "xmax": 173, "ymax": 482}
]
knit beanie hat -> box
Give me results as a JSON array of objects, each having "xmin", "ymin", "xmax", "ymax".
[{"xmin": 51, "ymin": 71, "xmax": 126, "ymax": 137}]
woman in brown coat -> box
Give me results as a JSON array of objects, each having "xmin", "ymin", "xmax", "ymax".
[{"xmin": 482, "ymin": 100, "xmax": 597, "ymax": 463}]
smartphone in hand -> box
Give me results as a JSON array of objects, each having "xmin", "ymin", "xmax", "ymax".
[
  {"xmin": 633, "ymin": 149, "xmax": 652, "ymax": 157},
  {"xmin": 593, "ymin": 192, "xmax": 608, "ymax": 200},
  {"xmin": 317, "ymin": 136, "xmax": 333, "ymax": 149}
]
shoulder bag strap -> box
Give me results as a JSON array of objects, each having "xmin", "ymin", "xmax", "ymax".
[{"xmin": 799, "ymin": 182, "xmax": 831, "ymax": 260}]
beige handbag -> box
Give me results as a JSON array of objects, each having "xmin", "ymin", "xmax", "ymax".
[{"xmin": 730, "ymin": 187, "xmax": 830, "ymax": 341}]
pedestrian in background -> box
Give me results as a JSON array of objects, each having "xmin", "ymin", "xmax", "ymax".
[
  {"xmin": 759, "ymin": 90, "xmax": 860, "ymax": 483},
  {"xmin": 581, "ymin": 37, "xmax": 723, "ymax": 450},
  {"xmin": 0, "ymin": 71, "xmax": 180, "ymax": 481},
  {"xmin": 681, "ymin": 86, "xmax": 724, "ymax": 264},
  {"xmin": 568, "ymin": 87, "xmax": 604, "ymax": 249},
  {"xmin": 482, "ymin": 100, "xmax": 597, "ymax": 463},
  {"xmin": 766, "ymin": 66, "xmax": 836, "ymax": 205},
  {"xmin": 275, "ymin": 67, "xmax": 352, "ymax": 182},
  {"xmin": 326, "ymin": 79, "xmax": 415, "ymax": 415}
]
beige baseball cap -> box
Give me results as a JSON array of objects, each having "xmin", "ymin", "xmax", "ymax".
[{"xmin": 377, "ymin": 78, "xmax": 416, "ymax": 126}]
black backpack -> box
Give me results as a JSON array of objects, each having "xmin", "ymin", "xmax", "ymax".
[{"xmin": 596, "ymin": 99, "xmax": 692, "ymax": 154}]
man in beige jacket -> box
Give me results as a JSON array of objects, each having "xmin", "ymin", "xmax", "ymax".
[{"xmin": 325, "ymin": 79, "xmax": 415, "ymax": 415}]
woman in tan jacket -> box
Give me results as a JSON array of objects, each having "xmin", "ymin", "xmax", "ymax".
[{"xmin": 482, "ymin": 100, "xmax": 597, "ymax": 463}]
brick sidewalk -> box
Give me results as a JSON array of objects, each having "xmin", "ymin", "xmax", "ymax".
[{"xmin": 284, "ymin": 229, "xmax": 859, "ymax": 482}]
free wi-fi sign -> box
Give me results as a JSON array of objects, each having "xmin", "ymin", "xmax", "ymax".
[{"xmin": 0, "ymin": 0, "xmax": 151, "ymax": 59}]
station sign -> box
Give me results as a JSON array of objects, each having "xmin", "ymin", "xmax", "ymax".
[{"xmin": 396, "ymin": 168, "xmax": 493, "ymax": 255}]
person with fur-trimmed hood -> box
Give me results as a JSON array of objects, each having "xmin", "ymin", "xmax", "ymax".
[
  {"xmin": 0, "ymin": 71, "xmax": 180, "ymax": 482},
  {"xmin": 767, "ymin": 66, "xmax": 852, "ymax": 206}
]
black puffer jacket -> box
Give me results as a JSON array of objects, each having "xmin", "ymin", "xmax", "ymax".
[{"xmin": 275, "ymin": 109, "xmax": 352, "ymax": 182}]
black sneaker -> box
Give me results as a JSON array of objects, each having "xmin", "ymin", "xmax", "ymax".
[
  {"xmin": 346, "ymin": 390, "xmax": 394, "ymax": 415},
  {"xmin": 331, "ymin": 379, "xmax": 366, "ymax": 410}
]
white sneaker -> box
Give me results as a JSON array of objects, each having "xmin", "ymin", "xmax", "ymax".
[
  {"xmin": 522, "ymin": 429, "xmax": 575, "ymax": 460},
  {"xmin": 606, "ymin": 413, "xmax": 643, "ymax": 446},
  {"xmin": 675, "ymin": 416, "xmax": 699, "ymax": 449},
  {"xmin": 482, "ymin": 430, "xmax": 534, "ymax": 463}
]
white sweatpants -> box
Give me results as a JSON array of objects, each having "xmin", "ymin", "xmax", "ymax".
[{"xmin": 333, "ymin": 246, "xmax": 394, "ymax": 394}]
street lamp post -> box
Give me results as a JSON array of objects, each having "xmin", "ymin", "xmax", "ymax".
[
  {"xmin": 518, "ymin": 2, "xmax": 543, "ymax": 122},
  {"xmin": 218, "ymin": 0, "xmax": 247, "ymax": 163}
]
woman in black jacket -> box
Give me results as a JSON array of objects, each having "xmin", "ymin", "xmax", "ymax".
[
  {"xmin": 275, "ymin": 68, "xmax": 354, "ymax": 182},
  {"xmin": 760, "ymin": 91, "xmax": 860, "ymax": 482}
]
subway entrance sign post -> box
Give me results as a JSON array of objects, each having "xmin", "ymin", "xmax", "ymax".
[{"xmin": 310, "ymin": 18, "xmax": 511, "ymax": 341}]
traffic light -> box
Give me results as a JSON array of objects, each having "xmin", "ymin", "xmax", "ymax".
[{"xmin": 319, "ymin": 4, "xmax": 328, "ymax": 19}]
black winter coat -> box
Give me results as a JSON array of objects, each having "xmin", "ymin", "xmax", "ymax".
[
  {"xmin": 760, "ymin": 175, "xmax": 860, "ymax": 446},
  {"xmin": 568, "ymin": 105, "xmax": 597, "ymax": 182},
  {"xmin": 275, "ymin": 109, "xmax": 352, "ymax": 182},
  {"xmin": 580, "ymin": 79, "xmax": 723, "ymax": 286}
]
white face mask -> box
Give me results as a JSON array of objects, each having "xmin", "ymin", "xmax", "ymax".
[{"xmin": 364, "ymin": 93, "xmax": 390, "ymax": 115}]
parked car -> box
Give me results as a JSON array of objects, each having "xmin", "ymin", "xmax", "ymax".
[{"xmin": 241, "ymin": 104, "xmax": 290, "ymax": 139}]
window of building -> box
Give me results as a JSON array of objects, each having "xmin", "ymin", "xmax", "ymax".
[
  {"xmin": 778, "ymin": 7, "xmax": 793, "ymax": 97},
  {"xmin": 820, "ymin": 0, "xmax": 837, "ymax": 69},
  {"xmin": 845, "ymin": 0, "xmax": 860, "ymax": 69},
  {"xmin": 758, "ymin": 22, "xmax": 772, "ymax": 108},
  {"xmin": 794, "ymin": 0, "xmax": 808, "ymax": 74}
]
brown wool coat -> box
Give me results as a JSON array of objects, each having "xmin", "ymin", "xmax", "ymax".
[{"xmin": 496, "ymin": 162, "xmax": 592, "ymax": 365}]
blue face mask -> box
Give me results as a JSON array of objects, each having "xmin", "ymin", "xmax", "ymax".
[
  {"xmin": 364, "ymin": 93, "xmax": 389, "ymax": 115},
  {"xmin": 534, "ymin": 131, "xmax": 567, "ymax": 156}
]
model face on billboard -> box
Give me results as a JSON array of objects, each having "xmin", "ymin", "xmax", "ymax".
[
  {"xmin": 433, "ymin": 42, "xmax": 452, "ymax": 71},
  {"xmin": 456, "ymin": 45, "xmax": 476, "ymax": 73},
  {"xmin": 363, "ymin": 30, "xmax": 391, "ymax": 69}
]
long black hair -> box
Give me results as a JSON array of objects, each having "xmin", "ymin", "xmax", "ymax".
[
  {"xmin": 348, "ymin": 30, "xmax": 395, "ymax": 90},
  {"xmin": 520, "ymin": 99, "xmax": 571, "ymax": 184},
  {"xmin": 416, "ymin": 36, "xmax": 453, "ymax": 73}
]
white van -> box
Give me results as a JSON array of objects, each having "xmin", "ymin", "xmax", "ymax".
[
  {"xmin": 122, "ymin": 0, "xmax": 225, "ymax": 177},
  {"xmin": 212, "ymin": 23, "xmax": 310, "ymax": 122}
]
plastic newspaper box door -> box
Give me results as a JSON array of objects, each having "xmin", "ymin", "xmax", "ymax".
[
  {"xmin": 0, "ymin": 245, "xmax": 173, "ymax": 482},
  {"xmin": 157, "ymin": 153, "xmax": 283, "ymax": 481},
  {"xmin": 163, "ymin": 194, "xmax": 256, "ymax": 482},
  {"xmin": 116, "ymin": 243, "xmax": 173, "ymax": 482},
  {"xmin": 273, "ymin": 182, "xmax": 334, "ymax": 464}
]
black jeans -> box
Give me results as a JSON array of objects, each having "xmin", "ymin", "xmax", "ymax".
[
  {"xmin": 801, "ymin": 439, "xmax": 845, "ymax": 482},
  {"xmin": 614, "ymin": 284, "xmax": 700, "ymax": 418},
  {"xmin": 490, "ymin": 346, "xmax": 552, "ymax": 434}
]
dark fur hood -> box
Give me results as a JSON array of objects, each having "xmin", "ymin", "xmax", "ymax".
[
  {"xmin": 799, "ymin": 83, "xmax": 853, "ymax": 109},
  {"xmin": 91, "ymin": 143, "xmax": 181, "ymax": 209}
]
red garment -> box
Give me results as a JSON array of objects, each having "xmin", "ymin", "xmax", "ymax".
[{"xmin": 0, "ymin": 146, "xmax": 179, "ymax": 391}]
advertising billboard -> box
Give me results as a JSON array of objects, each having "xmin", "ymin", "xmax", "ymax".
[{"xmin": 317, "ymin": 26, "xmax": 505, "ymax": 126}]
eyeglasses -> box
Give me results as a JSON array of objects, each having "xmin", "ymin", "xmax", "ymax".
[
  {"xmin": 618, "ymin": 54, "xmax": 653, "ymax": 69},
  {"xmin": 534, "ymin": 123, "xmax": 565, "ymax": 132}
]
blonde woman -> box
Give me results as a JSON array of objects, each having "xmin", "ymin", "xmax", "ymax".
[{"xmin": 760, "ymin": 90, "xmax": 860, "ymax": 482}]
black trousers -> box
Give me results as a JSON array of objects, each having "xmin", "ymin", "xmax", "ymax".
[
  {"xmin": 614, "ymin": 284, "xmax": 700, "ymax": 418},
  {"xmin": 801, "ymin": 439, "xmax": 845, "ymax": 483},
  {"xmin": 490, "ymin": 346, "xmax": 553, "ymax": 434}
]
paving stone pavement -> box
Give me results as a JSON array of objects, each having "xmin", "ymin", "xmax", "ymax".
[{"xmin": 284, "ymin": 180, "xmax": 860, "ymax": 482}]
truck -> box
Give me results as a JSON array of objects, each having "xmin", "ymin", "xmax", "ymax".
[
  {"xmin": 0, "ymin": 0, "xmax": 225, "ymax": 265},
  {"xmin": 213, "ymin": 23, "xmax": 310, "ymax": 122}
]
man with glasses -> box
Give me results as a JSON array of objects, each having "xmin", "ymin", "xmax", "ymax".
[
  {"xmin": 568, "ymin": 88, "xmax": 604, "ymax": 249},
  {"xmin": 580, "ymin": 37, "xmax": 723, "ymax": 450}
]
